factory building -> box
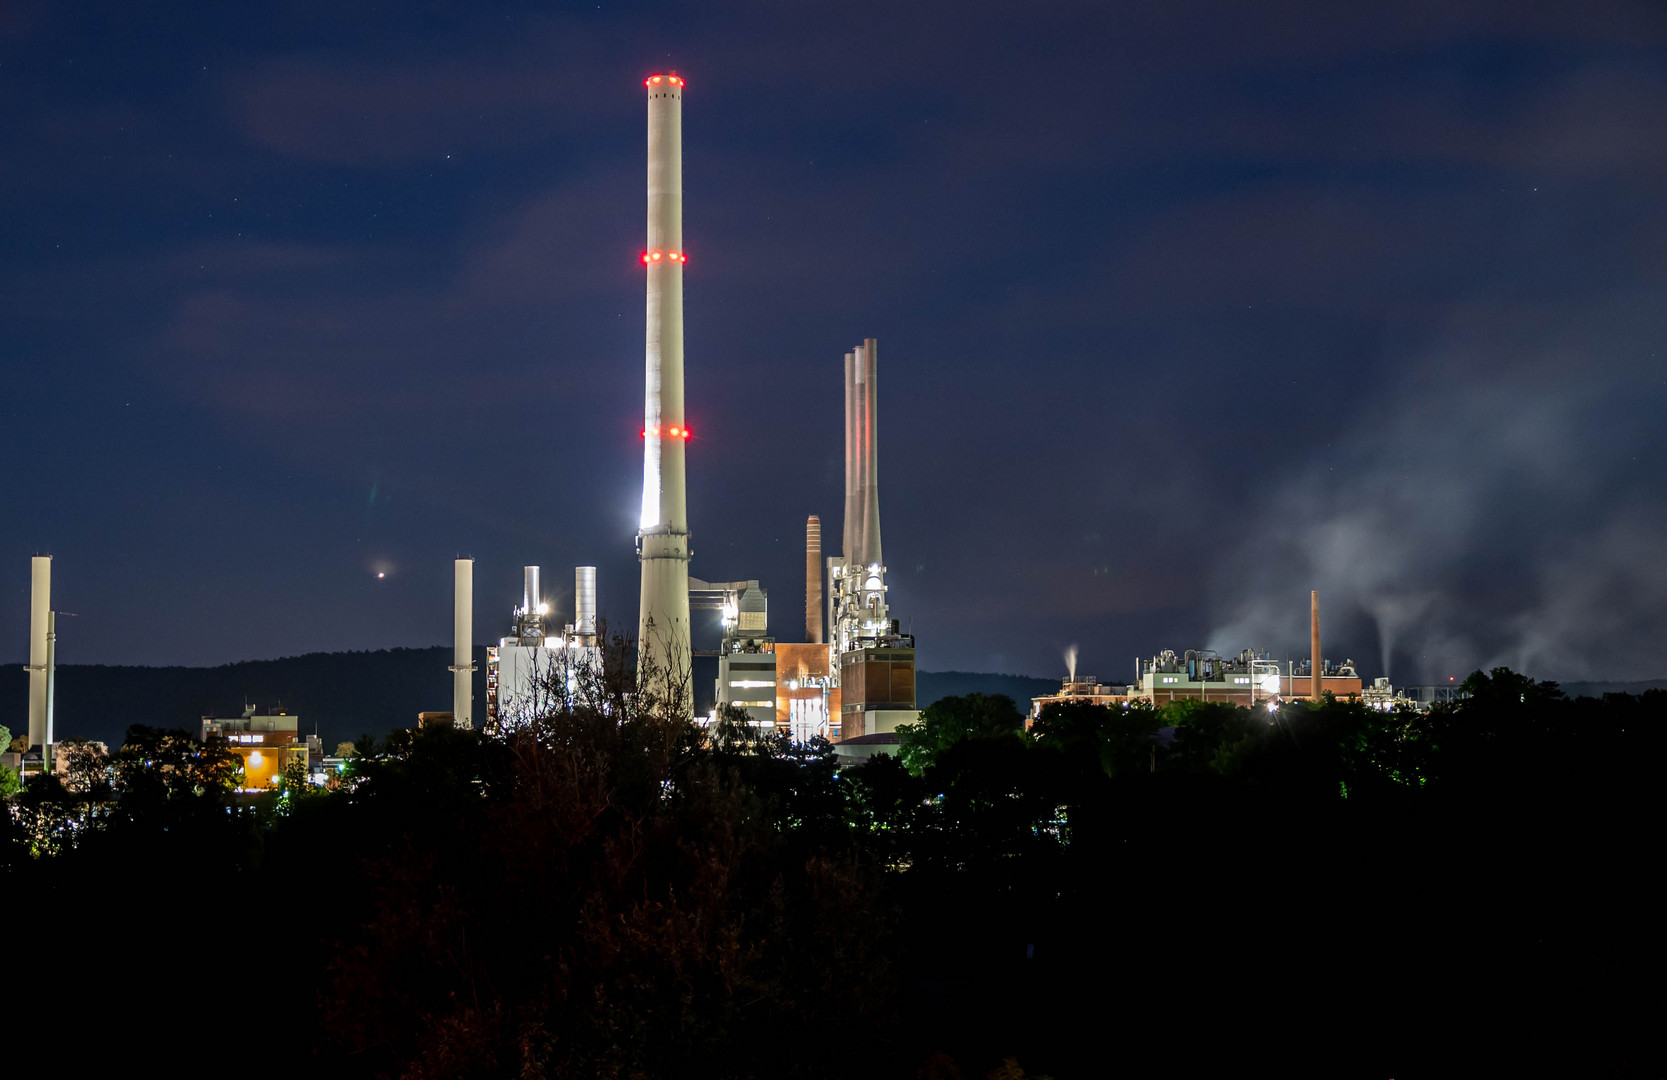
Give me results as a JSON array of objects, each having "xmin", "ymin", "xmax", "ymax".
[
  {"xmin": 694, "ymin": 578, "xmax": 778, "ymax": 728},
  {"xmin": 775, "ymin": 641, "xmax": 840, "ymax": 742},
  {"xmin": 486, "ymin": 565, "xmax": 603, "ymax": 732},
  {"xmin": 201, "ymin": 707, "xmax": 310, "ymax": 791},
  {"xmin": 1135, "ymin": 650, "xmax": 1362, "ymax": 705},
  {"xmin": 1029, "ymin": 649, "xmax": 1365, "ymax": 718}
]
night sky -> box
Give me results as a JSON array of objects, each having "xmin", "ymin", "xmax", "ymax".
[{"xmin": 5, "ymin": 2, "xmax": 1666, "ymax": 683}]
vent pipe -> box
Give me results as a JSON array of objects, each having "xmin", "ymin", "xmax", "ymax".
[{"xmin": 523, "ymin": 566, "xmax": 542, "ymax": 615}]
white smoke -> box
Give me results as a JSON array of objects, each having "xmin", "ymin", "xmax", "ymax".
[
  {"xmin": 1064, "ymin": 643, "xmax": 1079, "ymax": 680},
  {"xmin": 1207, "ymin": 298, "xmax": 1667, "ymax": 683}
]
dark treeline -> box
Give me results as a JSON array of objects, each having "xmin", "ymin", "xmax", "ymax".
[{"xmin": 1, "ymin": 658, "xmax": 1656, "ymax": 1078}]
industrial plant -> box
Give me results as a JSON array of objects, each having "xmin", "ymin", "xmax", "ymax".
[{"xmin": 10, "ymin": 72, "xmax": 1397, "ymax": 767}]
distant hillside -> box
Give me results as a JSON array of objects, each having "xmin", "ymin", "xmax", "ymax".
[
  {"xmin": 0, "ymin": 649, "xmax": 1062, "ymax": 751},
  {"xmin": 1560, "ymin": 679, "xmax": 1667, "ymax": 698},
  {"xmin": 0, "ymin": 647, "xmax": 480, "ymax": 753},
  {"xmin": 917, "ymin": 670, "xmax": 1060, "ymax": 709}
]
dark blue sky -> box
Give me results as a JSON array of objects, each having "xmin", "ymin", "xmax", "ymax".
[{"xmin": 4, "ymin": 1, "xmax": 1666, "ymax": 682}]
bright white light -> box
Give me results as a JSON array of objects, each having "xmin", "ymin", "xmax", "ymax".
[
  {"xmin": 538, "ymin": 603, "xmax": 549, "ymax": 615},
  {"xmin": 1259, "ymin": 673, "xmax": 1281, "ymax": 694},
  {"xmin": 248, "ymin": 750, "xmax": 264, "ymax": 767},
  {"xmin": 728, "ymin": 680, "xmax": 774, "ymax": 689}
]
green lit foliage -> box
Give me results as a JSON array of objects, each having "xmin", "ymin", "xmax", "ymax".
[
  {"xmin": 0, "ymin": 725, "xmax": 19, "ymax": 799},
  {"xmin": 896, "ymin": 693, "xmax": 1028, "ymax": 776}
]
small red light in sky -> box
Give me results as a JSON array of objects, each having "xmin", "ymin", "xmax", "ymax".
[{"xmin": 651, "ymin": 76, "xmax": 662, "ymax": 84}]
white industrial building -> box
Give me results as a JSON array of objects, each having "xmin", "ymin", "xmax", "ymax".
[{"xmin": 485, "ymin": 565, "xmax": 603, "ymax": 732}]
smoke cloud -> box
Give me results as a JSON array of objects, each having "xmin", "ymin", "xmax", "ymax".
[{"xmin": 1208, "ymin": 297, "xmax": 1667, "ymax": 683}]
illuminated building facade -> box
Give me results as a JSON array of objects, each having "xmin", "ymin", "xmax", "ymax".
[
  {"xmin": 774, "ymin": 642, "xmax": 841, "ymax": 741},
  {"xmin": 201, "ymin": 708, "xmax": 308, "ymax": 791}
]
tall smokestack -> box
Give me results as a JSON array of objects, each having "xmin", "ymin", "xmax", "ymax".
[
  {"xmin": 575, "ymin": 566, "xmax": 597, "ymax": 637},
  {"xmin": 636, "ymin": 71, "xmax": 692, "ymax": 687},
  {"xmin": 842, "ymin": 350, "xmax": 858, "ymax": 570},
  {"xmin": 1310, "ymin": 590, "xmax": 1322, "ymax": 701},
  {"xmin": 27, "ymin": 556, "xmax": 50, "ymax": 752},
  {"xmin": 858, "ymin": 337, "xmax": 882, "ymax": 571},
  {"xmin": 452, "ymin": 558, "xmax": 474, "ymax": 729},
  {"xmin": 806, "ymin": 516, "xmax": 823, "ymax": 644}
]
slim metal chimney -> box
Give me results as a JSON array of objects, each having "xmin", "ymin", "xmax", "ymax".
[
  {"xmin": 27, "ymin": 556, "xmax": 50, "ymax": 752},
  {"xmin": 805, "ymin": 516, "xmax": 823, "ymax": 644},
  {"xmin": 575, "ymin": 566, "xmax": 598, "ymax": 637},
  {"xmin": 842, "ymin": 349, "xmax": 858, "ymax": 572},
  {"xmin": 1310, "ymin": 590, "xmax": 1322, "ymax": 701},
  {"xmin": 45, "ymin": 610, "xmax": 56, "ymax": 746},
  {"xmin": 636, "ymin": 71, "xmax": 692, "ymax": 685},
  {"xmin": 522, "ymin": 565, "xmax": 542, "ymax": 616},
  {"xmin": 452, "ymin": 558, "xmax": 474, "ymax": 729},
  {"xmin": 858, "ymin": 338, "xmax": 882, "ymax": 571}
]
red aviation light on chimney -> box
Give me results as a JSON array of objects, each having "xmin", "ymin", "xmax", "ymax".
[{"xmin": 640, "ymin": 251, "xmax": 687, "ymax": 266}]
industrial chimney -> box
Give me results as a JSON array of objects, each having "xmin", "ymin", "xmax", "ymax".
[
  {"xmin": 636, "ymin": 71, "xmax": 693, "ymax": 686},
  {"xmin": 452, "ymin": 558, "xmax": 474, "ymax": 729},
  {"xmin": 858, "ymin": 338, "xmax": 882, "ymax": 574},
  {"xmin": 27, "ymin": 556, "xmax": 50, "ymax": 752},
  {"xmin": 805, "ymin": 516, "xmax": 823, "ymax": 644},
  {"xmin": 1310, "ymin": 590, "xmax": 1322, "ymax": 701},
  {"xmin": 835, "ymin": 339, "xmax": 889, "ymax": 653}
]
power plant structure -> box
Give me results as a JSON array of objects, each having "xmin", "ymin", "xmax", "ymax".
[
  {"xmin": 696, "ymin": 578, "xmax": 776, "ymax": 727},
  {"xmin": 826, "ymin": 339, "xmax": 918, "ymax": 740},
  {"xmin": 1027, "ymin": 595, "xmax": 1361, "ymax": 718},
  {"xmin": 635, "ymin": 72, "xmax": 693, "ymax": 690},
  {"xmin": 485, "ymin": 565, "xmax": 602, "ymax": 733}
]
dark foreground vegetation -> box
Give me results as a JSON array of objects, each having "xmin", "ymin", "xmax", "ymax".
[{"xmin": 2, "ymin": 653, "xmax": 1657, "ymax": 1078}]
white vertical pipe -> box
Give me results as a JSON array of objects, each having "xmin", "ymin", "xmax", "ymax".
[
  {"xmin": 45, "ymin": 610, "xmax": 56, "ymax": 746},
  {"xmin": 27, "ymin": 555, "xmax": 50, "ymax": 752},
  {"xmin": 523, "ymin": 566, "xmax": 542, "ymax": 614},
  {"xmin": 453, "ymin": 558, "xmax": 474, "ymax": 729}
]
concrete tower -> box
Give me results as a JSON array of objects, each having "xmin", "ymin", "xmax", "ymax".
[
  {"xmin": 452, "ymin": 558, "xmax": 475, "ymax": 729},
  {"xmin": 26, "ymin": 556, "xmax": 51, "ymax": 751},
  {"xmin": 636, "ymin": 72, "xmax": 692, "ymax": 688},
  {"xmin": 1310, "ymin": 590, "xmax": 1322, "ymax": 701},
  {"xmin": 805, "ymin": 516, "xmax": 823, "ymax": 644}
]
